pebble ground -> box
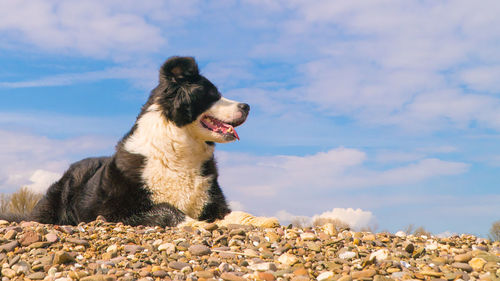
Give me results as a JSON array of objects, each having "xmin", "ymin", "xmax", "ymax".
[{"xmin": 0, "ymin": 218, "xmax": 499, "ymax": 281}]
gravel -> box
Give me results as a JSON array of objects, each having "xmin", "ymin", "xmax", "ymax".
[{"xmin": 0, "ymin": 218, "xmax": 499, "ymax": 281}]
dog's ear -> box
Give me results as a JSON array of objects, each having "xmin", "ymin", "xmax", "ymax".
[{"xmin": 160, "ymin": 56, "xmax": 200, "ymax": 83}]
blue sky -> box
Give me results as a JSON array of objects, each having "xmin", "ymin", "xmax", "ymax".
[{"xmin": 1, "ymin": 0, "xmax": 500, "ymax": 236}]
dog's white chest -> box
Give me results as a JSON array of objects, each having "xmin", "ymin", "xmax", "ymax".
[
  {"xmin": 123, "ymin": 107, "xmax": 215, "ymax": 219},
  {"xmin": 142, "ymin": 157, "xmax": 212, "ymax": 218}
]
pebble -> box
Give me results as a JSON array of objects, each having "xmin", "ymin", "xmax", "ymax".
[
  {"xmin": 1, "ymin": 268, "xmax": 16, "ymax": 278},
  {"xmin": 278, "ymin": 253, "xmax": 299, "ymax": 265},
  {"xmin": 188, "ymin": 244, "xmax": 211, "ymax": 256},
  {"xmin": 248, "ymin": 262, "xmax": 277, "ymax": 272},
  {"xmin": 45, "ymin": 232, "xmax": 59, "ymax": 243},
  {"xmin": 468, "ymin": 257, "xmax": 487, "ymax": 271},
  {"xmin": 339, "ymin": 251, "xmax": 356, "ymax": 260},
  {"xmin": 0, "ymin": 240, "xmax": 18, "ymax": 252},
  {"xmin": 53, "ymin": 251, "xmax": 75, "ymax": 264},
  {"xmin": 352, "ymin": 269, "xmax": 377, "ymax": 279},
  {"xmin": 300, "ymin": 232, "xmax": 317, "ymax": 241},
  {"xmin": 221, "ymin": 272, "xmax": 246, "ymax": 281},
  {"xmin": 316, "ymin": 271, "xmax": 334, "ymax": 281},
  {"xmin": 452, "ymin": 262, "xmax": 473, "ymax": 272},
  {"xmin": 19, "ymin": 230, "xmax": 41, "ymax": 246},
  {"xmin": 27, "ymin": 272, "xmax": 47, "ymax": 280},
  {"xmin": 3, "ymin": 229, "xmax": 17, "ymax": 240},
  {"xmin": 168, "ymin": 261, "xmax": 190, "ymax": 270}
]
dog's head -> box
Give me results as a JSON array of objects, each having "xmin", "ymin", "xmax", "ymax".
[{"xmin": 151, "ymin": 56, "xmax": 249, "ymax": 143}]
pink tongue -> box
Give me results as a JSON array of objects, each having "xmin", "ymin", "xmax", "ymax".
[{"xmin": 204, "ymin": 117, "xmax": 240, "ymax": 140}]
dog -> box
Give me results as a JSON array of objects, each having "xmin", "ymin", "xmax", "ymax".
[{"xmin": 1, "ymin": 56, "xmax": 278, "ymax": 228}]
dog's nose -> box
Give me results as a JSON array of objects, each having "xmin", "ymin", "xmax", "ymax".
[{"xmin": 238, "ymin": 103, "xmax": 250, "ymax": 114}]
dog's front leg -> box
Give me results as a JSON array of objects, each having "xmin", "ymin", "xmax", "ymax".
[{"xmin": 121, "ymin": 203, "xmax": 186, "ymax": 227}]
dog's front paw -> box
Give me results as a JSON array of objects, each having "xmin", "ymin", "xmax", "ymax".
[
  {"xmin": 217, "ymin": 211, "xmax": 280, "ymax": 228},
  {"xmin": 177, "ymin": 217, "xmax": 211, "ymax": 229}
]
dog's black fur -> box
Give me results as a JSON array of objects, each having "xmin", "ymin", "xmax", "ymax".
[{"xmin": 1, "ymin": 56, "xmax": 246, "ymax": 227}]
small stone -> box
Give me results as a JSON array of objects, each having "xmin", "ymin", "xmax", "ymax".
[
  {"xmin": 395, "ymin": 231, "xmax": 406, "ymax": 238},
  {"xmin": 278, "ymin": 253, "xmax": 299, "ymax": 265},
  {"xmin": 124, "ymin": 244, "xmax": 144, "ymax": 254},
  {"xmin": 352, "ymin": 269, "xmax": 377, "ymax": 279},
  {"xmin": 420, "ymin": 270, "xmax": 444, "ymax": 277},
  {"xmin": 300, "ymin": 232, "xmax": 317, "ymax": 241},
  {"xmin": 3, "ymin": 230, "xmax": 17, "ymax": 240},
  {"xmin": 66, "ymin": 238, "xmax": 90, "ymax": 246},
  {"xmin": 158, "ymin": 242, "xmax": 176, "ymax": 254},
  {"xmin": 53, "ymin": 251, "xmax": 75, "ymax": 264},
  {"xmin": 452, "ymin": 262, "xmax": 473, "ymax": 272},
  {"xmin": 12, "ymin": 261, "xmax": 30, "ymax": 275},
  {"xmin": 316, "ymin": 271, "xmax": 334, "ymax": 281},
  {"xmin": 337, "ymin": 276, "xmax": 352, "ymax": 281},
  {"xmin": 152, "ymin": 270, "xmax": 168, "ymax": 278},
  {"xmin": 0, "ymin": 220, "xmax": 8, "ymax": 225},
  {"xmin": 322, "ymin": 223, "xmax": 337, "ymax": 236},
  {"xmin": 168, "ymin": 261, "xmax": 190, "ymax": 270},
  {"xmin": 196, "ymin": 271, "xmax": 214, "ymax": 278},
  {"xmin": 293, "ymin": 267, "xmax": 308, "ymax": 276},
  {"xmin": 27, "ymin": 272, "xmax": 46, "ymax": 280},
  {"xmin": 403, "ymin": 242, "xmax": 415, "ymax": 253},
  {"xmin": 221, "ymin": 272, "xmax": 246, "ymax": 281},
  {"xmin": 19, "ymin": 230, "xmax": 41, "ymax": 246},
  {"xmin": 369, "ymin": 249, "xmax": 389, "ymax": 263},
  {"xmin": 257, "ymin": 272, "xmax": 276, "ymax": 281},
  {"xmin": 188, "ymin": 244, "xmax": 211, "ymax": 256},
  {"xmin": 0, "ymin": 240, "xmax": 19, "ymax": 252},
  {"xmin": 292, "ymin": 277, "xmax": 310, "ymax": 281},
  {"xmin": 45, "ymin": 232, "xmax": 59, "ymax": 243},
  {"xmin": 102, "ymin": 252, "xmax": 117, "ymax": 260},
  {"xmin": 455, "ymin": 252, "xmax": 472, "ymax": 262},
  {"xmin": 1, "ymin": 268, "xmax": 16, "ymax": 278},
  {"xmin": 248, "ymin": 262, "xmax": 278, "ymax": 272},
  {"xmin": 363, "ymin": 234, "xmax": 376, "ymax": 241},
  {"xmin": 339, "ymin": 251, "xmax": 356, "ymax": 260},
  {"xmin": 106, "ymin": 244, "xmax": 118, "ymax": 253},
  {"xmin": 219, "ymin": 262, "xmax": 231, "ymax": 272},
  {"xmin": 469, "ymin": 257, "xmax": 487, "ymax": 271},
  {"xmin": 29, "ymin": 241, "xmax": 51, "ymax": 249},
  {"xmin": 81, "ymin": 274, "xmax": 117, "ymax": 281},
  {"xmin": 204, "ymin": 223, "xmax": 218, "ymax": 231},
  {"xmin": 412, "ymin": 247, "xmax": 425, "ymax": 258}
]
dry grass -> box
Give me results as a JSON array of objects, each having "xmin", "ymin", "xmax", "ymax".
[
  {"xmin": 490, "ymin": 220, "xmax": 500, "ymax": 241},
  {"xmin": 0, "ymin": 187, "xmax": 42, "ymax": 215}
]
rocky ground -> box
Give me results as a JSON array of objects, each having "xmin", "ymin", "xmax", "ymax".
[{"xmin": 0, "ymin": 218, "xmax": 499, "ymax": 281}]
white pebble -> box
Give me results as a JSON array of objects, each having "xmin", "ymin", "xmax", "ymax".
[
  {"xmin": 339, "ymin": 251, "xmax": 356, "ymax": 260},
  {"xmin": 395, "ymin": 231, "xmax": 406, "ymax": 238},
  {"xmin": 369, "ymin": 249, "xmax": 389, "ymax": 263},
  {"xmin": 317, "ymin": 271, "xmax": 334, "ymax": 281}
]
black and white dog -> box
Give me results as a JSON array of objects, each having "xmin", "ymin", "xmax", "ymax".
[{"xmin": 2, "ymin": 56, "xmax": 277, "ymax": 228}]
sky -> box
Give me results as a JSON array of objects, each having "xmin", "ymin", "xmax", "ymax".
[{"xmin": 1, "ymin": 0, "xmax": 499, "ymax": 237}]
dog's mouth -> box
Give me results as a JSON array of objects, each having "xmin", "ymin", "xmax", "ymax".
[{"xmin": 200, "ymin": 115, "xmax": 241, "ymax": 140}]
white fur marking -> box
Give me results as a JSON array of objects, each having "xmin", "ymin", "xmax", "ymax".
[
  {"xmin": 206, "ymin": 97, "xmax": 241, "ymax": 121},
  {"xmin": 124, "ymin": 104, "xmax": 214, "ymax": 219}
]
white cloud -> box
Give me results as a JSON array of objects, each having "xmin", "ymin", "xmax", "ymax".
[
  {"xmin": 0, "ymin": 66, "xmax": 157, "ymax": 89},
  {"xmin": 218, "ymin": 147, "xmax": 468, "ymax": 195},
  {"xmin": 0, "ymin": 0, "xmax": 200, "ymax": 61},
  {"xmin": 0, "ymin": 130, "xmax": 113, "ymax": 193},
  {"xmin": 312, "ymin": 208, "xmax": 378, "ymax": 231},
  {"xmin": 240, "ymin": 0, "xmax": 500, "ymax": 132},
  {"xmin": 275, "ymin": 207, "xmax": 377, "ymax": 231},
  {"xmin": 25, "ymin": 170, "xmax": 61, "ymax": 194}
]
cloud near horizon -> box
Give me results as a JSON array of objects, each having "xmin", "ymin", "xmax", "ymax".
[
  {"xmin": 0, "ymin": 130, "xmax": 114, "ymax": 193},
  {"xmin": 275, "ymin": 207, "xmax": 378, "ymax": 231}
]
